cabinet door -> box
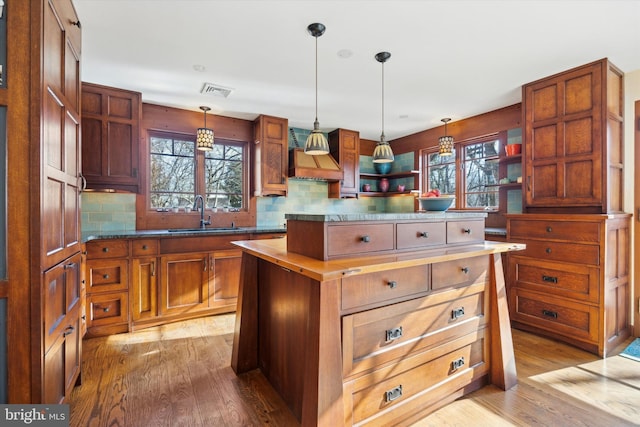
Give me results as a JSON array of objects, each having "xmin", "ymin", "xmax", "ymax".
[
  {"xmin": 523, "ymin": 61, "xmax": 603, "ymax": 209},
  {"xmin": 131, "ymin": 257, "xmax": 158, "ymax": 321},
  {"xmin": 160, "ymin": 253, "xmax": 210, "ymax": 316},
  {"xmin": 42, "ymin": 0, "xmax": 82, "ymax": 269},
  {"xmin": 329, "ymin": 128, "xmax": 360, "ymax": 198},
  {"xmin": 81, "ymin": 82, "xmax": 141, "ymax": 192},
  {"xmin": 253, "ymin": 115, "xmax": 288, "ymax": 196},
  {"xmin": 210, "ymin": 250, "xmax": 242, "ymax": 309}
]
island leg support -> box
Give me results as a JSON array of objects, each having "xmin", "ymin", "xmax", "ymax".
[
  {"xmin": 489, "ymin": 253, "xmax": 517, "ymax": 390},
  {"xmin": 231, "ymin": 252, "xmax": 259, "ymax": 374}
]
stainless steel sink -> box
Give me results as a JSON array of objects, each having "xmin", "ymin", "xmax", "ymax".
[{"xmin": 167, "ymin": 227, "xmax": 241, "ymax": 232}]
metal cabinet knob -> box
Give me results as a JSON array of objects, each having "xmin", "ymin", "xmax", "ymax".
[{"xmin": 361, "ymin": 235, "xmax": 370, "ymax": 243}]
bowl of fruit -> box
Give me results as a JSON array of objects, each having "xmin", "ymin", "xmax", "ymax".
[{"xmin": 418, "ymin": 189, "xmax": 454, "ymax": 211}]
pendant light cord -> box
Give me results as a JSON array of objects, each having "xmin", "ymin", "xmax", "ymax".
[
  {"xmin": 381, "ymin": 60, "xmax": 385, "ymax": 138},
  {"xmin": 314, "ymin": 35, "xmax": 319, "ymax": 123}
]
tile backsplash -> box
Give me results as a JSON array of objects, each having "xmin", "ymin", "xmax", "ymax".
[{"xmin": 81, "ymin": 192, "xmax": 136, "ymax": 234}]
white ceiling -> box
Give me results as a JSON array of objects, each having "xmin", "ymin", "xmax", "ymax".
[{"xmin": 73, "ymin": 0, "xmax": 640, "ymax": 141}]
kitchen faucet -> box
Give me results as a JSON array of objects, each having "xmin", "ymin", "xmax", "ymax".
[{"xmin": 193, "ymin": 195, "xmax": 211, "ymax": 229}]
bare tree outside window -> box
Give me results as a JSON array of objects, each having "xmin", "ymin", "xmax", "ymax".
[
  {"xmin": 149, "ymin": 133, "xmax": 245, "ymax": 210},
  {"xmin": 463, "ymin": 140, "xmax": 499, "ymax": 208}
]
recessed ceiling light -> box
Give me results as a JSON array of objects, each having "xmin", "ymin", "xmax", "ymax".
[
  {"xmin": 193, "ymin": 64, "xmax": 206, "ymax": 72},
  {"xmin": 337, "ymin": 49, "xmax": 353, "ymax": 59}
]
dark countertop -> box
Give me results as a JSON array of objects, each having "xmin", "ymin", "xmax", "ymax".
[
  {"xmin": 485, "ymin": 227, "xmax": 507, "ymax": 237},
  {"xmin": 285, "ymin": 211, "xmax": 488, "ymax": 222},
  {"xmin": 82, "ymin": 226, "xmax": 287, "ymax": 242}
]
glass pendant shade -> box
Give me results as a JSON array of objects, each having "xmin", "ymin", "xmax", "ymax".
[
  {"xmin": 196, "ymin": 106, "xmax": 214, "ymax": 151},
  {"xmin": 304, "ymin": 23, "xmax": 329, "ymax": 155},
  {"xmin": 438, "ymin": 118, "xmax": 453, "ymax": 156},
  {"xmin": 372, "ymin": 51, "xmax": 394, "ymax": 163}
]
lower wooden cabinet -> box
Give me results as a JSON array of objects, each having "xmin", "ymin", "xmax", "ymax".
[
  {"xmin": 131, "ymin": 256, "xmax": 158, "ymax": 321},
  {"xmin": 43, "ymin": 252, "xmax": 82, "ymax": 403},
  {"xmin": 507, "ymin": 213, "xmax": 631, "ymax": 356},
  {"xmin": 160, "ymin": 252, "xmax": 211, "ymax": 316},
  {"xmin": 210, "ymin": 249, "xmax": 243, "ymax": 309}
]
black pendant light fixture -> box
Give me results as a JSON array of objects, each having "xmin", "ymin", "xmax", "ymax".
[
  {"xmin": 304, "ymin": 22, "xmax": 330, "ymax": 155},
  {"xmin": 372, "ymin": 51, "xmax": 394, "ymax": 163},
  {"xmin": 438, "ymin": 118, "xmax": 454, "ymax": 156},
  {"xmin": 196, "ymin": 106, "xmax": 214, "ymax": 151}
]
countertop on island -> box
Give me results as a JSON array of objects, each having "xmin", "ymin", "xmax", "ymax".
[{"xmin": 285, "ymin": 210, "xmax": 488, "ymax": 222}]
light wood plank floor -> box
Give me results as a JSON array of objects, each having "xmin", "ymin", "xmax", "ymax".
[{"xmin": 69, "ymin": 315, "xmax": 640, "ymax": 426}]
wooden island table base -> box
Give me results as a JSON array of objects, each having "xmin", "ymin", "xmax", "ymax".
[{"xmin": 231, "ymin": 233, "xmax": 524, "ymax": 426}]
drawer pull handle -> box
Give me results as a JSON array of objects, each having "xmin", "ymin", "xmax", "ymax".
[
  {"xmin": 546, "ymin": 226, "xmax": 553, "ymax": 232},
  {"xmin": 64, "ymin": 262, "xmax": 76, "ymax": 270},
  {"xmin": 451, "ymin": 357, "xmax": 465, "ymax": 371},
  {"xmin": 63, "ymin": 326, "xmax": 75, "ymax": 337},
  {"xmin": 102, "ymin": 247, "xmax": 109, "ymax": 252},
  {"xmin": 545, "ymin": 248, "xmax": 552, "ymax": 254},
  {"xmin": 387, "ymin": 280, "xmax": 397, "ymax": 289},
  {"xmin": 103, "ymin": 274, "xmax": 110, "ymax": 279},
  {"xmin": 542, "ymin": 275, "xmax": 558, "ymax": 284},
  {"xmin": 462, "ymin": 228, "xmax": 472, "ymax": 234},
  {"xmin": 385, "ymin": 385, "xmax": 403, "ymax": 403},
  {"xmin": 461, "ymin": 267, "xmax": 469, "ymax": 274},
  {"xmin": 385, "ymin": 326, "xmax": 403, "ymax": 342},
  {"xmin": 361, "ymin": 235, "xmax": 370, "ymax": 243},
  {"xmin": 452, "ymin": 307, "xmax": 465, "ymax": 320},
  {"xmin": 542, "ymin": 309, "xmax": 558, "ymax": 319},
  {"xmin": 142, "ymin": 245, "xmax": 148, "ymax": 250},
  {"xmin": 419, "ymin": 231, "xmax": 429, "ymax": 238},
  {"xmin": 102, "ymin": 307, "xmax": 110, "ymax": 313}
]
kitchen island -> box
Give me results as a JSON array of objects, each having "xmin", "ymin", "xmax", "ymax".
[{"xmin": 231, "ymin": 213, "xmax": 524, "ymax": 426}]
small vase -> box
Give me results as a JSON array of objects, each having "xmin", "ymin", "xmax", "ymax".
[{"xmin": 379, "ymin": 178, "xmax": 390, "ymax": 193}]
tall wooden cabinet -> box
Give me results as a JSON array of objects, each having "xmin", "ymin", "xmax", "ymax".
[
  {"xmin": 522, "ymin": 58, "xmax": 624, "ymax": 213},
  {"xmin": 4, "ymin": 0, "xmax": 83, "ymax": 403},
  {"xmin": 328, "ymin": 128, "xmax": 360, "ymax": 198},
  {"xmin": 81, "ymin": 82, "xmax": 142, "ymax": 193},
  {"xmin": 252, "ymin": 115, "xmax": 288, "ymax": 196}
]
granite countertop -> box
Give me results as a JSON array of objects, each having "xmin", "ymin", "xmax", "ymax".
[
  {"xmin": 285, "ymin": 211, "xmax": 488, "ymax": 222},
  {"xmin": 485, "ymin": 227, "xmax": 507, "ymax": 237},
  {"xmin": 83, "ymin": 226, "xmax": 287, "ymax": 242}
]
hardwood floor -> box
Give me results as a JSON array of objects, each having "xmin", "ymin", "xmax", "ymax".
[{"xmin": 69, "ymin": 314, "xmax": 639, "ymax": 426}]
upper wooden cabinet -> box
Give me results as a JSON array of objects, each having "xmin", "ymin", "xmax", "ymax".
[
  {"xmin": 522, "ymin": 58, "xmax": 624, "ymax": 213},
  {"xmin": 328, "ymin": 128, "xmax": 360, "ymax": 198},
  {"xmin": 252, "ymin": 115, "xmax": 288, "ymax": 196},
  {"xmin": 81, "ymin": 82, "xmax": 142, "ymax": 193}
]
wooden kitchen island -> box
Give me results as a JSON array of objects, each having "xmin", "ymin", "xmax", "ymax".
[{"xmin": 231, "ymin": 213, "xmax": 524, "ymax": 426}]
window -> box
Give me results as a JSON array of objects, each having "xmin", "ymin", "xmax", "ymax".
[
  {"xmin": 422, "ymin": 135, "xmax": 501, "ymax": 209},
  {"xmin": 149, "ymin": 132, "xmax": 246, "ymax": 210}
]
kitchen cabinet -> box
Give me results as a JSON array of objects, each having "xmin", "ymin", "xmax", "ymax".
[
  {"xmin": 43, "ymin": 252, "xmax": 82, "ymax": 404},
  {"xmin": 210, "ymin": 249, "xmax": 243, "ymax": 309},
  {"xmin": 522, "ymin": 58, "xmax": 624, "ymax": 213},
  {"xmin": 232, "ymin": 214, "xmax": 521, "ymax": 426},
  {"xmin": 160, "ymin": 252, "xmax": 211, "ymax": 316},
  {"xmin": 328, "ymin": 128, "xmax": 360, "ymax": 198},
  {"xmin": 81, "ymin": 82, "xmax": 142, "ymax": 193},
  {"xmin": 85, "ymin": 240, "xmax": 130, "ymax": 337},
  {"xmin": 131, "ymin": 239, "xmax": 159, "ymax": 322},
  {"xmin": 253, "ymin": 115, "xmax": 288, "ymax": 196},
  {"xmin": 507, "ymin": 213, "xmax": 631, "ymax": 356}
]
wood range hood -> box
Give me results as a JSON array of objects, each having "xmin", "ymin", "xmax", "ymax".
[{"xmin": 288, "ymin": 148, "xmax": 343, "ymax": 181}]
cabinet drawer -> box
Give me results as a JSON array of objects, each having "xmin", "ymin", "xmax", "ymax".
[
  {"xmin": 341, "ymin": 264, "xmax": 428, "ymax": 311},
  {"xmin": 509, "ymin": 256, "xmax": 600, "ymax": 303},
  {"xmin": 87, "ymin": 259, "xmax": 129, "ymax": 292},
  {"xmin": 344, "ymin": 330, "xmax": 488, "ymax": 426},
  {"xmin": 446, "ymin": 220, "xmax": 484, "ymax": 245},
  {"xmin": 509, "ymin": 288, "xmax": 598, "ymax": 344},
  {"xmin": 396, "ymin": 222, "xmax": 446, "ymax": 250},
  {"xmin": 87, "ymin": 291, "xmax": 129, "ymax": 328},
  {"xmin": 327, "ymin": 223, "xmax": 394, "ymax": 257},
  {"xmin": 432, "ymin": 255, "xmax": 489, "ymax": 291},
  {"xmin": 509, "ymin": 219, "xmax": 600, "ymax": 243},
  {"xmin": 342, "ymin": 283, "xmax": 487, "ymax": 378},
  {"xmin": 132, "ymin": 239, "xmax": 159, "ymax": 256},
  {"xmin": 516, "ymin": 239, "xmax": 599, "ymax": 265},
  {"xmin": 86, "ymin": 239, "xmax": 130, "ymax": 259}
]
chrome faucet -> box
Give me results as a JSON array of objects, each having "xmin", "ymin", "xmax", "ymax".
[{"xmin": 193, "ymin": 195, "xmax": 211, "ymax": 229}]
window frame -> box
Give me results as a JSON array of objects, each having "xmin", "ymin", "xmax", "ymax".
[{"xmin": 421, "ymin": 133, "xmax": 503, "ymax": 211}]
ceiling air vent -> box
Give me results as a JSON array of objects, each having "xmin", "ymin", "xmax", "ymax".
[{"xmin": 200, "ymin": 82, "xmax": 234, "ymax": 98}]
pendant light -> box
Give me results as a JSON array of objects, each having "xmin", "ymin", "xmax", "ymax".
[
  {"xmin": 438, "ymin": 118, "xmax": 454, "ymax": 156},
  {"xmin": 304, "ymin": 22, "xmax": 330, "ymax": 155},
  {"xmin": 196, "ymin": 106, "xmax": 214, "ymax": 151},
  {"xmin": 372, "ymin": 51, "xmax": 394, "ymax": 163}
]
